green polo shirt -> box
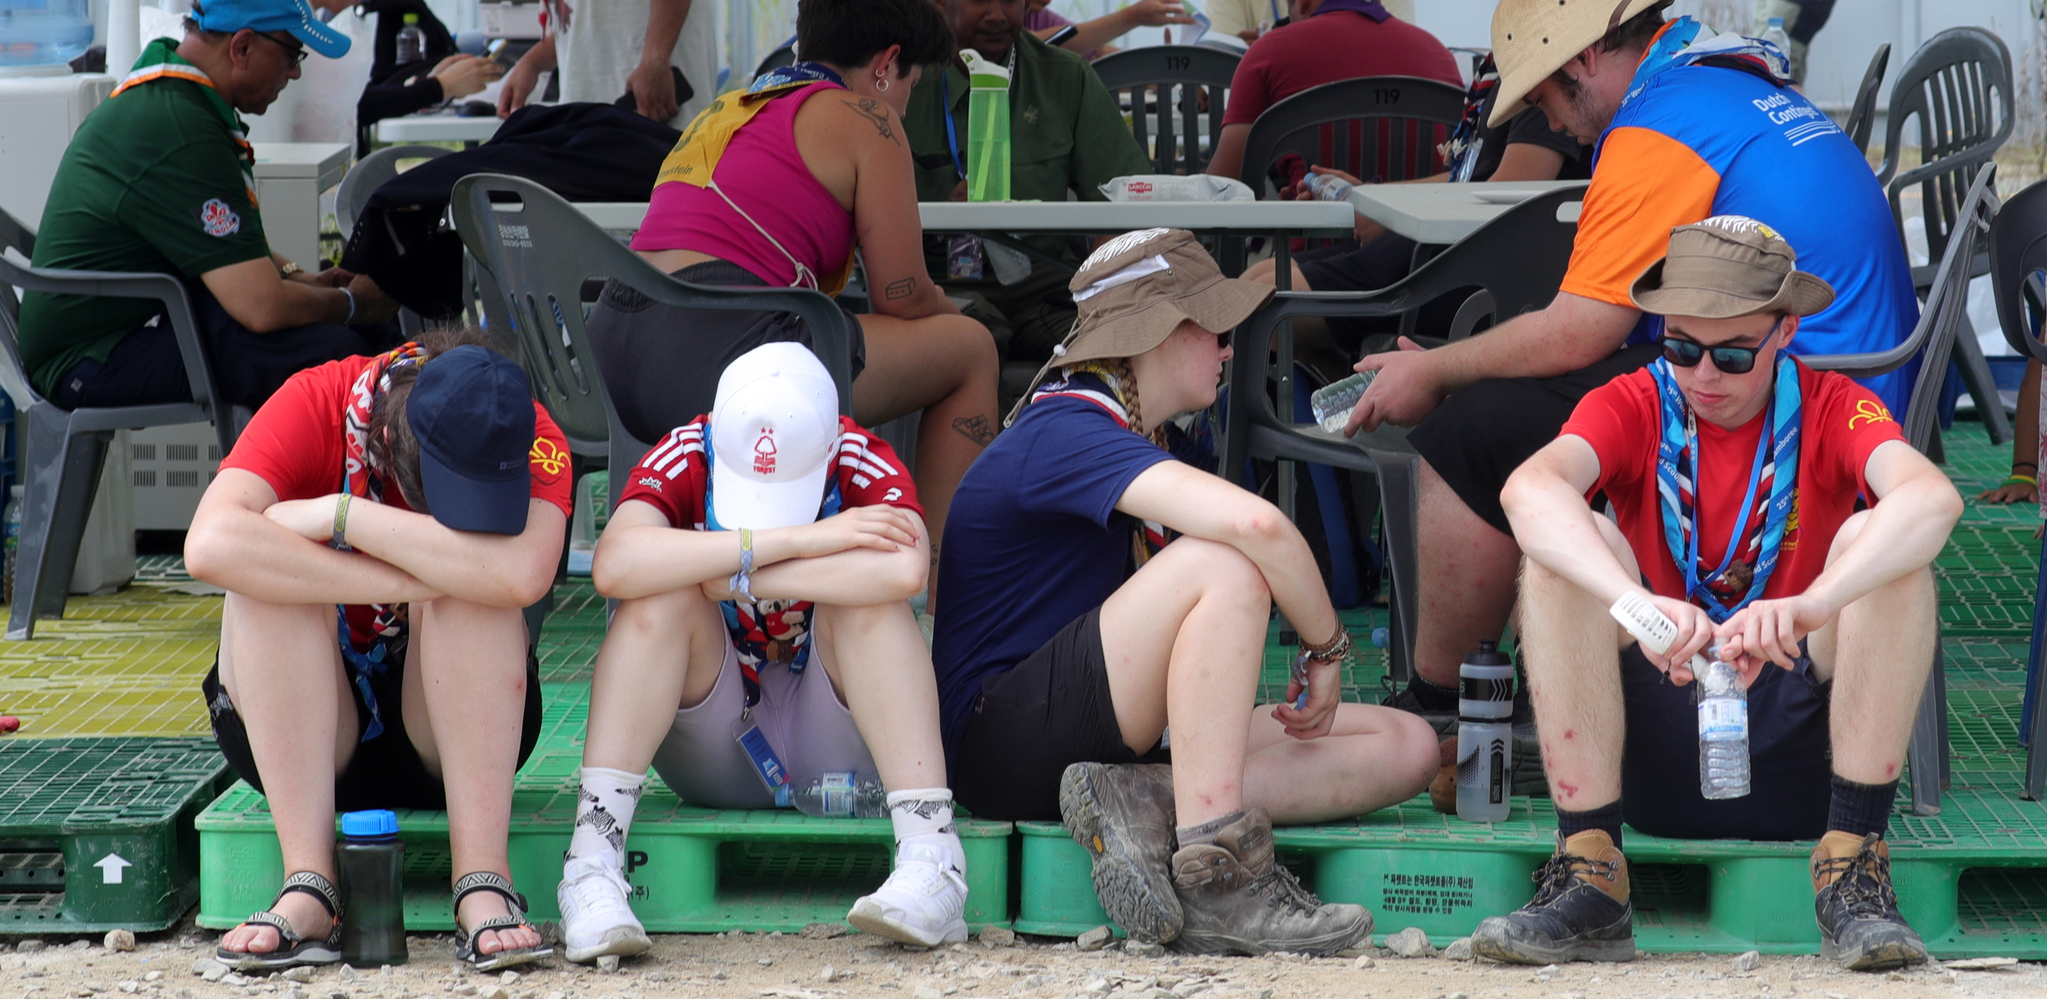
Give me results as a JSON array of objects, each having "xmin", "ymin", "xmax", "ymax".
[
  {"xmin": 18, "ymin": 73, "xmax": 270, "ymax": 398},
  {"xmin": 905, "ymin": 31, "xmax": 1150, "ymax": 276}
]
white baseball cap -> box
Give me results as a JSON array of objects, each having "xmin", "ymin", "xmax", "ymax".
[{"xmin": 710, "ymin": 343, "xmax": 840, "ymax": 530}]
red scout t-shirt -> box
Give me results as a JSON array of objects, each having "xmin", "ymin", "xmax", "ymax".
[
  {"xmin": 1220, "ymin": 10, "xmax": 1463, "ymax": 127},
  {"xmin": 220, "ymin": 355, "xmax": 575, "ymax": 648},
  {"xmin": 1560, "ymin": 363, "xmax": 1907, "ymax": 604},
  {"xmin": 617, "ymin": 415, "xmax": 921, "ymax": 665}
]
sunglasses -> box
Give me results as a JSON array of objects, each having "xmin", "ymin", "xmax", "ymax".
[
  {"xmin": 257, "ymin": 31, "xmax": 309, "ymax": 69},
  {"xmin": 1657, "ymin": 319, "xmax": 1783, "ymax": 375}
]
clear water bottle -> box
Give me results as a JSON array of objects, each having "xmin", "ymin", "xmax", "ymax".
[
  {"xmin": 776, "ymin": 771, "xmax": 887, "ymax": 818},
  {"xmin": 1308, "ymin": 371, "xmax": 1376, "ymax": 433},
  {"xmin": 335, "ymin": 810, "xmax": 408, "ymax": 967},
  {"xmin": 3, "ymin": 485, "xmax": 22, "ymax": 607},
  {"xmin": 396, "ymin": 13, "xmax": 427, "ymax": 65},
  {"xmin": 1760, "ymin": 16, "xmax": 1791, "ymax": 57},
  {"xmin": 1697, "ymin": 644, "xmax": 1752, "ymax": 800},
  {"xmin": 0, "ymin": 0, "xmax": 94, "ymax": 70},
  {"xmin": 1456, "ymin": 640, "xmax": 1514, "ymax": 823},
  {"xmin": 1303, "ymin": 172, "xmax": 1354, "ymax": 202}
]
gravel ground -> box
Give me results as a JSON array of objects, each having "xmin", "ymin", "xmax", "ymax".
[{"xmin": 4, "ymin": 922, "xmax": 2045, "ymax": 999}]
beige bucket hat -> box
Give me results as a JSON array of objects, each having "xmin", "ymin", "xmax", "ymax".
[
  {"xmin": 1007, "ymin": 228, "xmax": 1273, "ymax": 422},
  {"xmin": 1629, "ymin": 215, "xmax": 1835, "ymax": 319},
  {"xmin": 1488, "ymin": 0, "xmax": 1668, "ymax": 127}
]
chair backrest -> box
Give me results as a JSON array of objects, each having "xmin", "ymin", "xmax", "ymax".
[
  {"xmin": 1845, "ymin": 43, "xmax": 1890, "ymax": 157},
  {"xmin": 1989, "ymin": 176, "xmax": 2047, "ymax": 365},
  {"xmin": 0, "ymin": 209, "xmax": 32, "ymax": 329},
  {"xmin": 1804, "ymin": 165, "xmax": 1998, "ymax": 454},
  {"xmin": 1090, "ymin": 45, "xmax": 1241, "ymax": 175},
  {"xmin": 336, "ymin": 144, "xmax": 453, "ymax": 235},
  {"xmin": 448, "ymin": 174, "xmax": 856, "ymax": 459},
  {"xmin": 1236, "ymin": 76, "xmax": 1465, "ymax": 193},
  {"xmin": 1876, "ymin": 27, "xmax": 2013, "ymax": 271}
]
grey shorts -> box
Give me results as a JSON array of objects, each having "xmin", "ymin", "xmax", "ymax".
[{"xmin": 649, "ymin": 635, "xmax": 877, "ymax": 809}]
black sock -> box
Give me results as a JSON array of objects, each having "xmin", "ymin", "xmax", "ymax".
[
  {"xmin": 1177, "ymin": 810, "xmax": 1246, "ymax": 849},
  {"xmin": 1827, "ymin": 774, "xmax": 1899, "ymax": 838},
  {"xmin": 1404, "ymin": 675, "xmax": 1459, "ymax": 712},
  {"xmin": 1556, "ymin": 800, "xmax": 1625, "ymax": 851}
]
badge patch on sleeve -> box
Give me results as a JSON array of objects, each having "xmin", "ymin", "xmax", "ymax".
[{"xmin": 198, "ymin": 199, "xmax": 241, "ymax": 237}]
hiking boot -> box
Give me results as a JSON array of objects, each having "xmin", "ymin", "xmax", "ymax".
[
  {"xmin": 1059, "ymin": 762, "xmax": 1182, "ymax": 944},
  {"xmin": 1169, "ymin": 808, "xmax": 1373, "ymax": 956},
  {"xmin": 1812, "ymin": 831, "xmax": 1928, "ymax": 971},
  {"xmin": 1470, "ymin": 830, "xmax": 1635, "ymax": 965}
]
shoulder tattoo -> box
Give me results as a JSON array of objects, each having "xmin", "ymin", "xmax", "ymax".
[{"xmin": 843, "ymin": 98, "xmax": 899, "ymax": 145}]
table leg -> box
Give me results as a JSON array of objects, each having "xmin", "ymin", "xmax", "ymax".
[{"xmin": 1274, "ymin": 236, "xmax": 1294, "ymax": 520}]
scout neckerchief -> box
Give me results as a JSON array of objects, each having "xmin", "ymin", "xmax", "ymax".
[
  {"xmin": 1649, "ymin": 353, "xmax": 1803, "ymax": 623},
  {"xmin": 1442, "ymin": 54, "xmax": 1501, "ymax": 182},
  {"xmin": 1029, "ymin": 364, "xmax": 1178, "ymax": 568},
  {"xmin": 331, "ymin": 342, "xmax": 431, "ymax": 741},
  {"xmin": 699, "ymin": 420, "xmax": 845, "ymax": 707},
  {"xmin": 113, "ymin": 37, "xmax": 258, "ymax": 204},
  {"xmin": 1619, "ymin": 17, "xmax": 1794, "ymax": 116},
  {"xmin": 1310, "ymin": 0, "xmax": 1390, "ymax": 22},
  {"xmin": 650, "ymin": 61, "xmax": 856, "ymax": 295}
]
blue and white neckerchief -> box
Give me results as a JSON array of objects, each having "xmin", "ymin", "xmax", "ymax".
[
  {"xmin": 748, "ymin": 60, "xmax": 845, "ymax": 94},
  {"xmin": 1619, "ymin": 16, "xmax": 1794, "ymax": 114},
  {"xmin": 1651, "ymin": 355, "xmax": 1803, "ymax": 623}
]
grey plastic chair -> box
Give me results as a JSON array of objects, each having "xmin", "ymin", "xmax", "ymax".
[
  {"xmin": 1090, "ymin": 45, "xmax": 1241, "ymax": 175},
  {"xmin": 1800, "ymin": 164, "xmax": 2001, "ymax": 816},
  {"xmin": 1235, "ymin": 75, "xmax": 1466, "ymax": 195},
  {"xmin": 0, "ymin": 212, "xmax": 239, "ymax": 640},
  {"xmin": 1876, "ymin": 27, "xmax": 2015, "ymax": 446},
  {"xmin": 447, "ymin": 173, "xmax": 855, "ymax": 517},
  {"xmin": 1986, "ymin": 176, "xmax": 2047, "ymax": 800},
  {"xmin": 1844, "ymin": 43, "xmax": 1890, "ymax": 157},
  {"xmin": 336, "ymin": 144, "xmax": 453, "ymax": 235}
]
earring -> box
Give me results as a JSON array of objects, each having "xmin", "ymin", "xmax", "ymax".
[{"xmin": 875, "ymin": 70, "xmax": 890, "ymax": 93}]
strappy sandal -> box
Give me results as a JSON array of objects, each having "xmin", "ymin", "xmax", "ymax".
[
  {"xmin": 453, "ymin": 871, "xmax": 555, "ymax": 971},
  {"xmin": 216, "ymin": 871, "xmax": 346, "ymax": 972}
]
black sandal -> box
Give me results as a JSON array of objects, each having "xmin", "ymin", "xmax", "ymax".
[
  {"xmin": 217, "ymin": 871, "xmax": 346, "ymax": 971},
  {"xmin": 453, "ymin": 872, "xmax": 554, "ymax": 971}
]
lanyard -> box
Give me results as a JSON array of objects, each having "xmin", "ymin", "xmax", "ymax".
[
  {"xmin": 940, "ymin": 43, "xmax": 1018, "ymax": 181},
  {"xmin": 1679, "ymin": 395, "xmax": 1772, "ymax": 605}
]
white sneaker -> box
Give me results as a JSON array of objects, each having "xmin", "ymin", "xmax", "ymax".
[
  {"xmin": 557, "ymin": 854, "xmax": 652, "ymax": 963},
  {"xmin": 847, "ymin": 839, "xmax": 970, "ymax": 947}
]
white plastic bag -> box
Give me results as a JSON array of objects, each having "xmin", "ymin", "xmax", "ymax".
[{"xmin": 1100, "ymin": 175, "xmax": 1256, "ymax": 203}]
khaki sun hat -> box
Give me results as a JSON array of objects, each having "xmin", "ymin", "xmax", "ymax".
[
  {"xmin": 1628, "ymin": 215, "xmax": 1835, "ymax": 320},
  {"xmin": 1007, "ymin": 228, "xmax": 1274, "ymax": 423},
  {"xmin": 1488, "ymin": 0, "xmax": 1667, "ymax": 127}
]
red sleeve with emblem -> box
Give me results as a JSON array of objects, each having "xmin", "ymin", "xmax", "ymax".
[
  {"xmin": 832, "ymin": 417, "xmax": 924, "ymax": 515},
  {"xmin": 1805, "ymin": 369, "xmax": 1906, "ymax": 499},
  {"xmin": 616, "ymin": 418, "xmax": 711, "ymax": 529},
  {"xmin": 528, "ymin": 404, "xmax": 575, "ymax": 519},
  {"xmin": 1561, "ymin": 127, "xmax": 1722, "ymax": 307}
]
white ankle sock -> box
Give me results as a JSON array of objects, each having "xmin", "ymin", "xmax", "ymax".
[
  {"xmin": 569, "ymin": 766, "xmax": 646, "ymax": 864},
  {"xmin": 887, "ymin": 788, "xmax": 964, "ymax": 874}
]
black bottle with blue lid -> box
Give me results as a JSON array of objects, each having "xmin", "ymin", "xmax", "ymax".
[{"xmin": 336, "ymin": 809, "xmax": 407, "ymax": 966}]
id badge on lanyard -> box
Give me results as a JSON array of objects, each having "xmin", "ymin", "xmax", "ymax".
[{"xmin": 733, "ymin": 708, "xmax": 790, "ymax": 798}]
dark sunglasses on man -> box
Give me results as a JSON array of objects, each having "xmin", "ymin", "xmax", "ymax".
[{"xmin": 1656, "ymin": 317, "xmax": 1785, "ymax": 375}]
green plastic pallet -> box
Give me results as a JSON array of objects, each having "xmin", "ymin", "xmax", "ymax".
[
  {"xmin": 1015, "ymin": 786, "xmax": 2047, "ymax": 958},
  {"xmin": 0, "ymin": 738, "xmax": 231, "ymax": 932}
]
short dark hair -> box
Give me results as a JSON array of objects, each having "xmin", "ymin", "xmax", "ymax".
[
  {"xmin": 1598, "ymin": 1, "xmax": 1671, "ymax": 55},
  {"xmin": 794, "ymin": 0, "xmax": 956, "ymax": 77},
  {"xmin": 367, "ymin": 326, "xmax": 503, "ymax": 512}
]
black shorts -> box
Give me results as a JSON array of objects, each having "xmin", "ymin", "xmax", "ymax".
[
  {"xmin": 1294, "ymin": 235, "xmax": 1421, "ymax": 352},
  {"xmin": 1618, "ymin": 641, "xmax": 1833, "ymax": 841},
  {"xmin": 585, "ymin": 259, "xmax": 867, "ymax": 445},
  {"xmin": 203, "ymin": 642, "xmax": 544, "ymax": 812},
  {"xmin": 953, "ymin": 607, "xmax": 1168, "ymax": 821},
  {"xmin": 1409, "ymin": 343, "xmax": 1662, "ymax": 535}
]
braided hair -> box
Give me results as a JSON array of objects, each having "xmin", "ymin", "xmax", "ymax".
[{"xmin": 1106, "ymin": 356, "xmax": 1167, "ymax": 447}]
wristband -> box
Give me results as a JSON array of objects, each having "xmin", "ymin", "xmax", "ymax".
[
  {"xmin": 2016, "ymin": 462, "xmax": 2039, "ymax": 469},
  {"xmin": 2002, "ymin": 474, "xmax": 2038, "ymax": 488},
  {"xmin": 728, "ymin": 527, "xmax": 756, "ymax": 602},
  {"xmin": 332, "ymin": 493, "xmax": 352, "ymax": 549},
  {"xmin": 339, "ymin": 287, "xmax": 357, "ymax": 325}
]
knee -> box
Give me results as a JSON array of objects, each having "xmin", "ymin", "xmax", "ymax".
[
  {"xmin": 1170, "ymin": 536, "xmax": 1272, "ymax": 606},
  {"xmin": 1393, "ymin": 709, "xmax": 1444, "ymax": 793},
  {"xmin": 610, "ymin": 588, "xmax": 705, "ymax": 640}
]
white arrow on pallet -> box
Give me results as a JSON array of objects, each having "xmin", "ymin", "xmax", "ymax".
[{"xmin": 94, "ymin": 854, "xmax": 132, "ymax": 885}]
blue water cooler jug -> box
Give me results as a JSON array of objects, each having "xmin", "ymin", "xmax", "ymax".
[{"xmin": 0, "ymin": 0, "xmax": 95, "ymax": 70}]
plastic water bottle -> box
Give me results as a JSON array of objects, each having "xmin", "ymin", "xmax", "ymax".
[
  {"xmin": 1697, "ymin": 644, "xmax": 1752, "ymax": 800},
  {"xmin": 1308, "ymin": 371, "xmax": 1376, "ymax": 433},
  {"xmin": 335, "ymin": 810, "xmax": 408, "ymax": 967},
  {"xmin": 1456, "ymin": 641, "xmax": 1514, "ymax": 823},
  {"xmin": 777, "ymin": 771, "xmax": 887, "ymax": 818},
  {"xmin": 1760, "ymin": 17, "xmax": 1791, "ymax": 57},
  {"xmin": 0, "ymin": 0, "xmax": 94, "ymax": 70},
  {"xmin": 3, "ymin": 485, "xmax": 22, "ymax": 607},
  {"xmin": 1303, "ymin": 172, "xmax": 1354, "ymax": 202},
  {"xmin": 397, "ymin": 13, "xmax": 427, "ymax": 66},
  {"xmin": 960, "ymin": 49, "xmax": 1011, "ymax": 202}
]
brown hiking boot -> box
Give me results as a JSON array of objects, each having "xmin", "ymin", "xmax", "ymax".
[
  {"xmin": 1059, "ymin": 763, "xmax": 1182, "ymax": 944},
  {"xmin": 1168, "ymin": 808, "xmax": 1372, "ymax": 956},
  {"xmin": 1811, "ymin": 831, "xmax": 1927, "ymax": 971},
  {"xmin": 1471, "ymin": 830, "xmax": 1635, "ymax": 965}
]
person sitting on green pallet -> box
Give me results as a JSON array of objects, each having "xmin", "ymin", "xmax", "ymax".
[
  {"xmin": 1486, "ymin": 217, "xmax": 1962, "ymax": 971},
  {"xmin": 932, "ymin": 228, "xmax": 1441, "ymax": 956},
  {"xmin": 553, "ymin": 342, "xmax": 970, "ymax": 962},
  {"xmin": 185, "ymin": 328, "xmax": 569, "ymax": 973}
]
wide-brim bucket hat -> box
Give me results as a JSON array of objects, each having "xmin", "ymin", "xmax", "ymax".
[
  {"xmin": 1488, "ymin": 0, "xmax": 1667, "ymax": 127},
  {"xmin": 1629, "ymin": 215, "xmax": 1835, "ymax": 319}
]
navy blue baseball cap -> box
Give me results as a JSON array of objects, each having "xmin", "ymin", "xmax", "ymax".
[
  {"xmin": 407, "ymin": 346, "xmax": 534, "ymax": 535},
  {"xmin": 192, "ymin": 0, "xmax": 351, "ymax": 59}
]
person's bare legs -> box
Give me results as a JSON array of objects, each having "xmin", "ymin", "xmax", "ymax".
[
  {"xmin": 1514, "ymin": 516, "xmax": 1639, "ymax": 810},
  {"xmin": 852, "ymin": 312, "xmax": 1000, "ymax": 602},
  {"xmin": 810, "ymin": 601, "xmax": 946, "ymax": 790},
  {"xmin": 402, "ymin": 597, "xmax": 543, "ymax": 956},
  {"xmin": 1806, "ymin": 512, "xmax": 1937, "ymax": 785},
  {"xmin": 1240, "ymin": 258, "xmax": 1333, "ymax": 350},
  {"xmin": 215, "ymin": 595, "xmax": 354, "ymax": 955},
  {"xmin": 1242, "ymin": 703, "xmax": 1438, "ymax": 823},
  {"xmin": 1413, "ymin": 459, "xmax": 1524, "ymax": 691},
  {"xmin": 582, "ymin": 586, "xmax": 729, "ymax": 775}
]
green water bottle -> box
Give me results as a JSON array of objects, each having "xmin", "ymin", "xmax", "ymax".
[{"xmin": 960, "ymin": 49, "xmax": 1011, "ymax": 202}]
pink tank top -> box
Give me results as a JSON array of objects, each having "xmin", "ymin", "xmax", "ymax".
[{"xmin": 630, "ymin": 81, "xmax": 856, "ymax": 289}]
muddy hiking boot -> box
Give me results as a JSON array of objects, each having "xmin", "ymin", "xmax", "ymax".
[
  {"xmin": 1168, "ymin": 808, "xmax": 1373, "ymax": 956},
  {"xmin": 1811, "ymin": 831, "xmax": 1928, "ymax": 971},
  {"xmin": 1059, "ymin": 762, "xmax": 1182, "ymax": 944},
  {"xmin": 1471, "ymin": 830, "xmax": 1635, "ymax": 965}
]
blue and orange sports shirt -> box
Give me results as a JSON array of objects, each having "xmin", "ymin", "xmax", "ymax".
[{"xmin": 1567, "ymin": 44, "xmax": 1918, "ymax": 414}]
